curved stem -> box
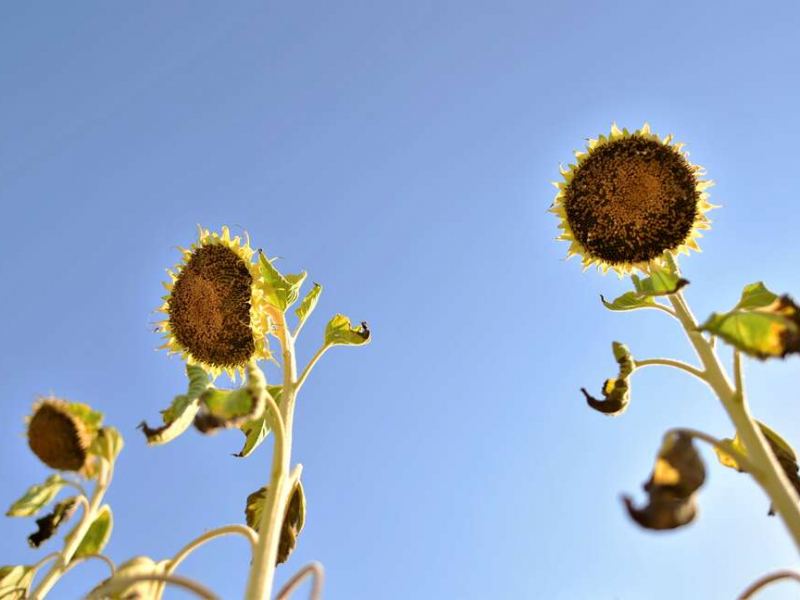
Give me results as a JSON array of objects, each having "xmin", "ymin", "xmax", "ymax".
[
  {"xmin": 669, "ymin": 291, "xmax": 800, "ymax": 554},
  {"xmin": 650, "ymin": 302, "xmax": 679, "ymax": 319},
  {"xmin": 87, "ymin": 573, "xmax": 220, "ymax": 600},
  {"xmin": 634, "ymin": 358, "xmax": 706, "ymax": 381},
  {"xmin": 296, "ymin": 344, "xmax": 331, "ymax": 394},
  {"xmin": 60, "ymin": 553, "xmax": 115, "ymax": 578},
  {"xmin": 738, "ymin": 570, "xmax": 800, "ymax": 599},
  {"xmin": 664, "ymin": 427, "xmax": 758, "ymax": 474},
  {"xmin": 276, "ymin": 562, "xmax": 325, "ymax": 600},
  {"xmin": 62, "ymin": 480, "xmax": 87, "ymax": 497}
]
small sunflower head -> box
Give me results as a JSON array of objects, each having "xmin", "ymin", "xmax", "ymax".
[
  {"xmin": 27, "ymin": 398, "xmax": 92, "ymax": 472},
  {"xmin": 550, "ymin": 123, "xmax": 716, "ymax": 276},
  {"xmin": 157, "ymin": 226, "xmax": 269, "ymax": 379}
]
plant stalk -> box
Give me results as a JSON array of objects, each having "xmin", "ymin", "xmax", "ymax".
[{"xmin": 669, "ymin": 292, "xmax": 800, "ymax": 553}]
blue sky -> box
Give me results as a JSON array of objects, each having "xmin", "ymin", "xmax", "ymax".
[{"xmin": 2, "ymin": 2, "xmax": 800, "ymax": 599}]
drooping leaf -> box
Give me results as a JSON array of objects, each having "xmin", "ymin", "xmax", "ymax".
[
  {"xmin": 581, "ymin": 342, "xmax": 635, "ymax": 416},
  {"xmin": 72, "ymin": 505, "xmax": 113, "ymax": 561},
  {"xmin": 600, "ymin": 292, "xmax": 657, "ymax": 312},
  {"xmin": 258, "ymin": 252, "xmax": 307, "ymax": 311},
  {"xmin": 714, "ymin": 421, "xmax": 800, "ymax": 515},
  {"xmin": 139, "ymin": 365, "xmax": 209, "ymax": 445},
  {"xmin": 88, "ymin": 427, "xmax": 124, "ymax": 463},
  {"xmin": 631, "ymin": 271, "xmax": 689, "ymax": 297},
  {"xmin": 194, "ymin": 364, "xmax": 268, "ymax": 434},
  {"xmin": 28, "ymin": 497, "xmax": 78, "ymax": 548},
  {"xmin": 236, "ymin": 386, "xmax": 282, "ymax": 458},
  {"xmin": 245, "ymin": 480, "xmax": 306, "ymax": 565},
  {"xmin": 623, "ymin": 432, "xmax": 706, "ymax": 530},
  {"xmin": 87, "ymin": 556, "xmax": 171, "ymax": 600},
  {"xmin": 0, "ymin": 565, "xmax": 35, "ymax": 600},
  {"xmin": 324, "ymin": 314, "xmax": 371, "ymax": 347},
  {"xmin": 699, "ymin": 295, "xmax": 800, "ymax": 360},
  {"xmin": 734, "ymin": 282, "xmax": 779, "ymax": 311},
  {"xmin": 6, "ymin": 475, "xmax": 66, "ymax": 518},
  {"xmin": 295, "ymin": 283, "xmax": 322, "ymax": 331}
]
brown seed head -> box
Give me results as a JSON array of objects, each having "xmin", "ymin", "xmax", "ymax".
[{"xmin": 28, "ymin": 399, "xmax": 90, "ymax": 471}]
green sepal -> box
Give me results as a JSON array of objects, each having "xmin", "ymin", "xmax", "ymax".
[
  {"xmin": 235, "ymin": 386, "xmax": 282, "ymax": 458},
  {"xmin": 258, "ymin": 252, "xmax": 307, "ymax": 311},
  {"xmin": 600, "ymin": 292, "xmax": 657, "ymax": 312},
  {"xmin": 324, "ymin": 314, "xmax": 371, "ymax": 347},
  {"xmin": 295, "ymin": 283, "xmax": 322, "ymax": 331},
  {"xmin": 623, "ymin": 432, "xmax": 706, "ymax": 530},
  {"xmin": 139, "ymin": 365, "xmax": 209, "ymax": 445},
  {"xmin": 0, "ymin": 565, "xmax": 35, "ymax": 600},
  {"xmin": 699, "ymin": 294, "xmax": 800, "ymax": 360},
  {"xmin": 734, "ymin": 282, "xmax": 779, "ymax": 311},
  {"xmin": 245, "ymin": 479, "xmax": 306, "ymax": 565},
  {"xmin": 6, "ymin": 475, "xmax": 66, "ymax": 518},
  {"xmin": 72, "ymin": 505, "xmax": 113, "ymax": 561},
  {"xmin": 581, "ymin": 342, "xmax": 635, "ymax": 416},
  {"xmin": 28, "ymin": 497, "xmax": 78, "ymax": 548}
]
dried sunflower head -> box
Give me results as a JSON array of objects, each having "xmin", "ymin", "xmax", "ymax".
[
  {"xmin": 551, "ymin": 123, "xmax": 715, "ymax": 276},
  {"xmin": 156, "ymin": 226, "xmax": 269, "ymax": 379},
  {"xmin": 27, "ymin": 398, "xmax": 93, "ymax": 472}
]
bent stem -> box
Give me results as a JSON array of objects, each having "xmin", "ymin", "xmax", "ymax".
[
  {"xmin": 738, "ymin": 570, "xmax": 800, "ymax": 599},
  {"xmin": 669, "ymin": 291, "xmax": 800, "ymax": 554},
  {"xmin": 245, "ymin": 310, "xmax": 298, "ymax": 600}
]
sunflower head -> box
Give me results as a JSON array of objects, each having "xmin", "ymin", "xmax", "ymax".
[
  {"xmin": 550, "ymin": 123, "xmax": 716, "ymax": 276},
  {"xmin": 27, "ymin": 398, "xmax": 92, "ymax": 472},
  {"xmin": 157, "ymin": 226, "xmax": 269, "ymax": 379}
]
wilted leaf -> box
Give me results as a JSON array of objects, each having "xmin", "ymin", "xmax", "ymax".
[
  {"xmin": 28, "ymin": 497, "xmax": 78, "ymax": 548},
  {"xmin": 581, "ymin": 342, "xmax": 634, "ymax": 416},
  {"xmin": 623, "ymin": 433, "xmax": 706, "ymax": 531},
  {"xmin": 0, "ymin": 565, "xmax": 35, "ymax": 600},
  {"xmin": 245, "ymin": 480, "xmax": 306, "ymax": 565},
  {"xmin": 631, "ymin": 256, "xmax": 688, "ymax": 297},
  {"xmin": 699, "ymin": 295, "xmax": 800, "ymax": 360},
  {"xmin": 87, "ymin": 556, "xmax": 171, "ymax": 600},
  {"xmin": 73, "ymin": 505, "xmax": 113, "ymax": 560},
  {"xmin": 734, "ymin": 282, "xmax": 779, "ymax": 311},
  {"xmin": 236, "ymin": 386, "xmax": 282, "ymax": 458},
  {"xmin": 324, "ymin": 314, "xmax": 370, "ymax": 347},
  {"xmin": 258, "ymin": 252, "xmax": 307, "ymax": 311},
  {"xmin": 6, "ymin": 475, "xmax": 66, "ymax": 518},
  {"xmin": 194, "ymin": 365, "xmax": 268, "ymax": 434},
  {"xmin": 600, "ymin": 292, "xmax": 657, "ymax": 312},
  {"xmin": 295, "ymin": 283, "xmax": 322, "ymax": 331},
  {"xmin": 139, "ymin": 365, "xmax": 209, "ymax": 445}
]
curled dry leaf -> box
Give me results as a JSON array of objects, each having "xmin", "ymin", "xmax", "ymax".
[{"xmin": 581, "ymin": 342, "xmax": 634, "ymax": 416}]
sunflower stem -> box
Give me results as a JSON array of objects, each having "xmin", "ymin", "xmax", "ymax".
[
  {"xmin": 633, "ymin": 358, "xmax": 706, "ymax": 381},
  {"xmin": 245, "ymin": 310, "xmax": 298, "ymax": 600},
  {"xmin": 668, "ymin": 291, "xmax": 800, "ymax": 555}
]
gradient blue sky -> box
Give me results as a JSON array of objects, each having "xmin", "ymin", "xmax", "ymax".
[{"xmin": 2, "ymin": 2, "xmax": 800, "ymax": 599}]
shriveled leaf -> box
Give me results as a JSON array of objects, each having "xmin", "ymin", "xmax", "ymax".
[
  {"xmin": 236, "ymin": 386, "xmax": 282, "ymax": 458},
  {"xmin": 258, "ymin": 252, "xmax": 307, "ymax": 311},
  {"xmin": 0, "ymin": 565, "xmax": 35, "ymax": 600},
  {"xmin": 138, "ymin": 365, "xmax": 209, "ymax": 445},
  {"xmin": 28, "ymin": 497, "xmax": 78, "ymax": 548},
  {"xmin": 581, "ymin": 342, "xmax": 634, "ymax": 416},
  {"xmin": 600, "ymin": 292, "xmax": 657, "ymax": 312},
  {"xmin": 89, "ymin": 427, "xmax": 124, "ymax": 463},
  {"xmin": 699, "ymin": 295, "xmax": 800, "ymax": 360},
  {"xmin": 194, "ymin": 365, "xmax": 268, "ymax": 434},
  {"xmin": 734, "ymin": 282, "xmax": 779, "ymax": 311},
  {"xmin": 324, "ymin": 314, "xmax": 371, "ymax": 347},
  {"xmin": 245, "ymin": 480, "xmax": 306, "ymax": 565},
  {"xmin": 623, "ymin": 433, "xmax": 705, "ymax": 530},
  {"xmin": 87, "ymin": 556, "xmax": 171, "ymax": 600},
  {"xmin": 295, "ymin": 283, "xmax": 322, "ymax": 330},
  {"xmin": 6, "ymin": 475, "xmax": 66, "ymax": 518},
  {"xmin": 73, "ymin": 505, "xmax": 113, "ymax": 560}
]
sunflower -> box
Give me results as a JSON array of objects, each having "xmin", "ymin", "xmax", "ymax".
[
  {"xmin": 157, "ymin": 226, "xmax": 269, "ymax": 379},
  {"xmin": 550, "ymin": 123, "xmax": 716, "ymax": 275},
  {"xmin": 27, "ymin": 398, "xmax": 92, "ymax": 472}
]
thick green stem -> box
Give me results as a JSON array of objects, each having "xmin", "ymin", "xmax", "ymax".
[
  {"xmin": 245, "ymin": 312, "xmax": 298, "ymax": 600},
  {"xmin": 669, "ymin": 292, "xmax": 800, "ymax": 554}
]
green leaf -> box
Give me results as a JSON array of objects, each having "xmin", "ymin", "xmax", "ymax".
[
  {"xmin": 200, "ymin": 387, "xmax": 255, "ymax": 420},
  {"xmin": 631, "ymin": 270, "xmax": 688, "ymax": 297},
  {"xmin": 236, "ymin": 386, "xmax": 282, "ymax": 458},
  {"xmin": 600, "ymin": 292, "xmax": 657, "ymax": 312},
  {"xmin": 0, "ymin": 565, "xmax": 35, "ymax": 600},
  {"xmin": 258, "ymin": 252, "xmax": 307, "ymax": 311},
  {"xmin": 623, "ymin": 432, "xmax": 705, "ymax": 530},
  {"xmin": 324, "ymin": 314, "xmax": 371, "ymax": 347},
  {"xmin": 581, "ymin": 342, "xmax": 635, "ymax": 416},
  {"xmin": 64, "ymin": 403, "xmax": 104, "ymax": 433},
  {"xmin": 73, "ymin": 505, "xmax": 112, "ymax": 560},
  {"xmin": 88, "ymin": 556, "xmax": 171, "ymax": 599},
  {"xmin": 28, "ymin": 497, "xmax": 78, "ymax": 548},
  {"xmin": 138, "ymin": 365, "xmax": 209, "ymax": 445},
  {"xmin": 295, "ymin": 283, "xmax": 322, "ymax": 331},
  {"xmin": 699, "ymin": 295, "xmax": 800, "ymax": 360},
  {"xmin": 194, "ymin": 364, "xmax": 269, "ymax": 434},
  {"xmin": 245, "ymin": 480, "xmax": 306, "ymax": 565},
  {"xmin": 89, "ymin": 427, "xmax": 124, "ymax": 463},
  {"xmin": 734, "ymin": 282, "xmax": 779, "ymax": 311},
  {"xmin": 6, "ymin": 475, "xmax": 66, "ymax": 518}
]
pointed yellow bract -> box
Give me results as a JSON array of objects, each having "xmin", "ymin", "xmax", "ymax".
[
  {"xmin": 156, "ymin": 226, "xmax": 270, "ymax": 379},
  {"xmin": 550, "ymin": 123, "xmax": 716, "ymax": 276}
]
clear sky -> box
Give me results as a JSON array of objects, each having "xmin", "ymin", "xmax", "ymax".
[{"xmin": 2, "ymin": 2, "xmax": 800, "ymax": 599}]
